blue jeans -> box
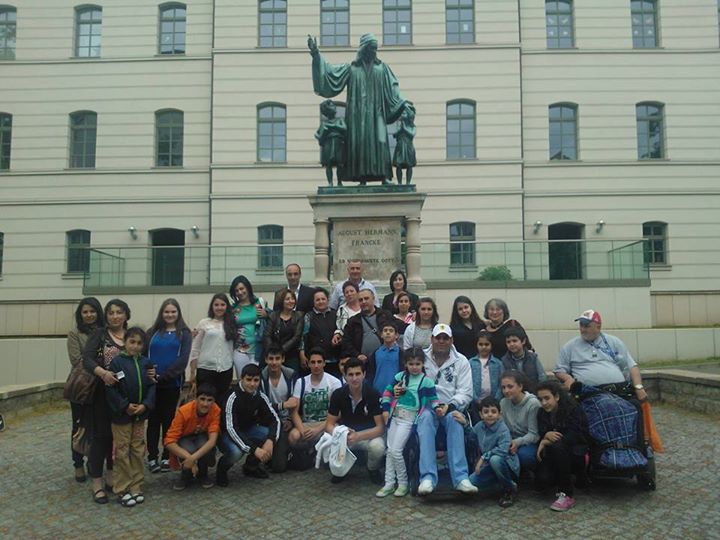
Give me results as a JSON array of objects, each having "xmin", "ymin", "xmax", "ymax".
[
  {"xmin": 469, "ymin": 455, "xmax": 517, "ymax": 492},
  {"xmin": 517, "ymin": 444, "xmax": 538, "ymax": 471},
  {"xmin": 417, "ymin": 408, "xmax": 469, "ymax": 488},
  {"xmin": 218, "ymin": 425, "xmax": 269, "ymax": 467}
]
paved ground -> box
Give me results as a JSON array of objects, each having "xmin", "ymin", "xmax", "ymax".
[{"xmin": 0, "ymin": 403, "xmax": 718, "ymax": 540}]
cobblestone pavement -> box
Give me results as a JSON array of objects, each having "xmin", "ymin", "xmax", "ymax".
[{"xmin": 0, "ymin": 404, "xmax": 718, "ymax": 540}]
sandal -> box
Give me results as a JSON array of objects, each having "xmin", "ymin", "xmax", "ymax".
[
  {"xmin": 93, "ymin": 489, "xmax": 108, "ymax": 505},
  {"xmin": 118, "ymin": 493, "xmax": 136, "ymax": 508},
  {"xmin": 132, "ymin": 492, "xmax": 145, "ymax": 504}
]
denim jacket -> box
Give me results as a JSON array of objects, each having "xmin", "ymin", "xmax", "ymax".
[
  {"xmin": 468, "ymin": 354, "xmax": 503, "ymax": 401},
  {"xmin": 472, "ymin": 419, "xmax": 520, "ymax": 476}
]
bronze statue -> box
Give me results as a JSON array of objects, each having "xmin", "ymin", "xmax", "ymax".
[
  {"xmin": 308, "ymin": 33, "xmax": 414, "ymax": 185},
  {"xmin": 392, "ymin": 105, "xmax": 416, "ymax": 185},
  {"xmin": 315, "ymin": 100, "xmax": 347, "ymax": 186}
]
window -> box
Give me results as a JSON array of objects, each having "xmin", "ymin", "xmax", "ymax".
[
  {"xmin": 159, "ymin": 3, "xmax": 186, "ymax": 54},
  {"xmin": 446, "ymin": 0, "xmax": 474, "ymax": 44},
  {"xmin": 446, "ymin": 100, "xmax": 475, "ymax": 159},
  {"xmin": 636, "ymin": 102, "xmax": 664, "ymax": 159},
  {"xmin": 66, "ymin": 229, "xmax": 91, "ymax": 274},
  {"xmin": 546, "ymin": 1, "xmax": 573, "ymax": 48},
  {"xmin": 450, "ymin": 222, "xmax": 475, "ymax": 266},
  {"xmin": 320, "ymin": 0, "xmax": 349, "ymax": 47},
  {"xmin": 69, "ymin": 111, "xmax": 97, "ymax": 168},
  {"xmin": 643, "ymin": 221, "xmax": 667, "ymax": 265},
  {"xmin": 631, "ymin": 0, "xmax": 658, "ymax": 48},
  {"xmin": 549, "ymin": 103, "xmax": 577, "ymax": 160},
  {"xmin": 75, "ymin": 6, "xmax": 102, "ymax": 57},
  {"xmin": 258, "ymin": 103, "xmax": 286, "ymax": 162},
  {"xmin": 259, "ymin": 0, "xmax": 287, "ymax": 48},
  {"xmin": 384, "ymin": 0, "xmax": 411, "ymax": 45},
  {"xmin": 258, "ymin": 225, "xmax": 283, "ymax": 270},
  {"xmin": 0, "ymin": 6, "xmax": 16, "ymax": 59},
  {"xmin": 0, "ymin": 113, "xmax": 10, "ymax": 170},
  {"xmin": 155, "ymin": 109, "xmax": 184, "ymax": 166}
]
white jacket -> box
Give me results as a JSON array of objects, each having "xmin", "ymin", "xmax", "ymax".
[
  {"xmin": 314, "ymin": 425, "xmax": 356, "ymax": 477},
  {"xmin": 423, "ymin": 345, "xmax": 473, "ymax": 412}
]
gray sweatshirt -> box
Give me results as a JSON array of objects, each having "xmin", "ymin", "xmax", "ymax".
[{"xmin": 500, "ymin": 392, "xmax": 540, "ymax": 447}]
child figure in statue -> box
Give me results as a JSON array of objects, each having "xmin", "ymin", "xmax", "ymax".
[
  {"xmin": 392, "ymin": 106, "xmax": 416, "ymax": 185},
  {"xmin": 315, "ymin": 100, "xmax": 347, "ymax": 186}
]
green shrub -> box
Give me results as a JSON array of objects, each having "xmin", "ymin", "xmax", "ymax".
[{"xmin": 478, "ymin": 265, "xmax": 513, "ymax": 281}]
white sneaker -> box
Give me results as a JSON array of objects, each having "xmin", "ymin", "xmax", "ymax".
[
  {"xmin": 418, "ymin": 479, "xmax": 434, "ymax": 496},
  {"xmin": 456, "ymin": 479, "xmax": 479, "ymax": 494}
]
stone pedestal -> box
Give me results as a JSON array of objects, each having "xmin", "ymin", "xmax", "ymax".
[{"xmin": 308, "ymin": 186, "xmax": 426, "ymax": 291}]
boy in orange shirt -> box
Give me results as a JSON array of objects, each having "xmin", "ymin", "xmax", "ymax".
[{"xmin": 164, "ymin": 383, "xmax": 221, "ymax": 490}]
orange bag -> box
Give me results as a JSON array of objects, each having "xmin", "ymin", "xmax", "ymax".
[{"xmin": 641, "ymin": 401, "xmax": 664, "ymax": 453}]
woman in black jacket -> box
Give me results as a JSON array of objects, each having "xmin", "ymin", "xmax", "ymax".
[
  {"xmin": 82, "ymin": 298, "xmax": 131, "ymax": 504},
  {"xmin": 264, "ymin": 288, "xmax": 304, "ymax": 373}
]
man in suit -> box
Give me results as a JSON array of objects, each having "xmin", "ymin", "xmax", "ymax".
[{"xmin": 277, "ymin": 263, "xmax": 315, "ymax": 314}]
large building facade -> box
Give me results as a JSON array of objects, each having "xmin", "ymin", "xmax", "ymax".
[{"xmin": 1, "ymin": 1, "xmax": 719, "ymax": 361}]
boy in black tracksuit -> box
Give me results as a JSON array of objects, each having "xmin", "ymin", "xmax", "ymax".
[
  {"xmin": 216, "ymin": 363, "xmax": 280, "ymax": 487},
  {"xmin": 105, "ymin": 328, "xmax": 156, "ymax": 505}
]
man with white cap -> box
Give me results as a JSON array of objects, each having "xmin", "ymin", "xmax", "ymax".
[
  {"xmin": 416, "ymin": 323, "xmax": 477, "ymax": 495},
  {"xmin": 554, "ymin": 310, "xmax": 647, "ymax": 401}
]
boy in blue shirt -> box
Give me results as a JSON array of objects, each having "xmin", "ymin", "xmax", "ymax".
[
  {"xmin": 467, "ymin": 396, "xmax": 520, "ymax": 507},
  {"xmin": 370, "ymin": 322, "xmax": 401, "ymax": 396}
]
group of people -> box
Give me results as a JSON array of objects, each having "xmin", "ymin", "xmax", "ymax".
[{"xmin": 66, "ymin": 260, "xmax": 648, "ymax": 513}]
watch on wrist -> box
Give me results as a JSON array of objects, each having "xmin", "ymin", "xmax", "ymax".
[{"xmin": 634, "ymin": 384, "xmax": 644, "ymax": 390}]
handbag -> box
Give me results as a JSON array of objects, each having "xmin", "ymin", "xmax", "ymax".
[
  {"xmin": 63, "ymin": 363, "xmax": 98, "ymax": 404},
  {"xmin": 71, "ymin": 421, "xmax": 92, "ymax": 456}
]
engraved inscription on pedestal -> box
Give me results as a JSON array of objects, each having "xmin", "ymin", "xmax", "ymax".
[{"xmin": 332, "ymin": 219, "xmax": 401, "ymax": 282}]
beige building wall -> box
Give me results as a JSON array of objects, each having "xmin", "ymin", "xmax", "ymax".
[{"xmin": 1, "ymin": 1, "xmax": 719, "ymax": 328}]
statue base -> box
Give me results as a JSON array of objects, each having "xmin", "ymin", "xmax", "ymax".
[
  {"xmin": 317, "ymin": 184, "xmax": 417, "ymax": 196},
  {"xmin": 308, "ymin": 188, "xmax": 426, "ymax": 294}
]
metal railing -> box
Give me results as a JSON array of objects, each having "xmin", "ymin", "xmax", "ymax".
[{"xmin": 81, "ymin": 239, "xmax": 648, "ymax": 291}]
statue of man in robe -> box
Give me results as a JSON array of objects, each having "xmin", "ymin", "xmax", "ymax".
[{"xmin": 308, "ymin": 33, "xmax": 413, "ymax": 185}]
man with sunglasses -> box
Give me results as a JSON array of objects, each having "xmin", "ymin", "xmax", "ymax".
[
  {"xmin": 416, "ymin": 324, "xmax": 477, "ymax": 496},
  {"xmin": 554, "ymin": 310, "xmax": 647, "ymax": 401}
]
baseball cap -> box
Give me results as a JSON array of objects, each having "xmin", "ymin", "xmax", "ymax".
[
  {"xmin": 574, "ymin": 310, "xmax": 602, "ymax": 324},
  {"xmin": 431, "ymin": 323, "xmax": 453, "ymax": 338}
]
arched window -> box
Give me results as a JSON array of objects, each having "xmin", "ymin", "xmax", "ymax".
[
  {"xmin": 450, "ymin": 221, "xmax": 475, "ymax": 267},
  {"xmin": 155, "ymin": 109, "xmax": 184, "ymax": 166},
  {"xmin": 446, "ymin": 100, "xmax": 475, "ymax": 160},
  {"xmin": 259, "ymin": 0, "xmax": 287, "ymax": 48},
  {"xmin": 0, "ymin": 113, "xmax": 11, "ymax": 170},
  {"xmin": 0, "ymin": 6, "xmax": 16, "ymax": 59},
  {"xmin": 549, "ymin": 103, "xmax": 577, "ymax": 160},
  {"xmin": 631, "ymin": 0, "xmax": 659, "ymax": 48},
  {"xmin": 636, "ymin": 102, "xmax": 664, "ymax": 159},
  {"xmin": 75, "ymin": 5, "xmax": 102, "ymax": 57},
  {"xmin": 643, "ymin": 221, "xmax": 667, "ymax": 265},
  {"xmin": 320, "ymin": 0, "xmax": 349, "ymax": 47},
  {"xmin": 258, "ymin": 225, "xmax": 283, "ymax": 270},
  {"xmin": 546, "ymin": 1, "xmax": 573, "ymax": 48},
  {"xmin": 159, "ymin": 3, "xmax": 186, "ymax": 54},
  {"xmin": 446, "ymin": 0, "xmax": 474, "ymax": 44},
  {"xmin": 257, "ymin": 103, "xmax": 286, "ymax": 162},
  {"xmin": 69, "ymin": 111, "xmax": 97, "ymax": 168},
  {"xmin": 66, "ymin": 229, "xmax": 91, "ymax": 274},
  {"xmin": 383, "ymin": 0, "xmax": 412, "ymax": 46}
]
